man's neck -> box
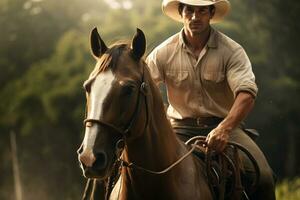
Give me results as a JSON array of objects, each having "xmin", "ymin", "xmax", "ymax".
[{"xmin": 183, "ymin": 26, "xmax": 211, "ymax": 52}]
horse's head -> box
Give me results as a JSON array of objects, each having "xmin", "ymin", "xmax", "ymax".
[{"xmin": 77, "ymin": 27, "xmax": 148, "ymax": 179}]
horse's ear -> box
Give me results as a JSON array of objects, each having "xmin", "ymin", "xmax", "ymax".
[
  {"xmin": 131, "ymin": 28, "xmax": 146, "ymax": 60},
  {"xmin": 90, "ymin": 27, "xmax": 107, "ymax": 58}
]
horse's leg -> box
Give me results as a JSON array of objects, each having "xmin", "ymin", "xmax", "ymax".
[{"xmin": 229, "ymin": 128, "xmax": 276, "ymax": 200}]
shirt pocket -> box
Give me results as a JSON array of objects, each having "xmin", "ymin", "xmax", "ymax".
[
  {"xmin": 201, "ymin": 51, "xmax": 225, "ymax": 84},
  {"xmin": 202, "ymin": 58, "xmax": 225, "ymax": 83},
  {"xmin": 166, "ymin": 70, "xmax": 189, "ymax": 87},
  {"xmin": 203, "ymin": 71, "xmax": 225, "ymax": 83}
]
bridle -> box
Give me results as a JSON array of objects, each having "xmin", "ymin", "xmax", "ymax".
[
  {"xmin": 82, "ymin": 64, "xmax": 151, "ymax": 200},
  {"xmin": 82, "ymin": 79, "xmax": 149, "ymax": 179},
  {"xmin": 83, "ymin": 65, "xmax": 201, "ymax": 176},
  {"xmin": 83, "ymin": 63, "xmax": 149, "ymax": 153},
  {"xmin": 83, "ymin": 81, "xmax": 149, "ymax": 138},
  {"xmin": 82, "ymin": 64, "xmax": 204, "ymax": 176}
]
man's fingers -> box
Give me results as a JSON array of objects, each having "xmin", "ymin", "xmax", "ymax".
[
  {"xmin": 205, "ymin": 132, "xmax": 212, "ymax": 142},
  {"xmin": 207, "ymin": 135, "xmax": 228, "ymax": 152},
  {"xmin": 207, "ymin": 136, "xmax": 217, "ymax": 150}
]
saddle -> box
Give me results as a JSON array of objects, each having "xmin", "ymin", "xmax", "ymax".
[{"xmin": 185, "ymin": 136, "xmax": 260, "ymax": 200}]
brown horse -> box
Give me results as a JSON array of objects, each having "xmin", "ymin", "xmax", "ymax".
[{"xmin": 77, "ymin": 28, "xmax": 214, "ymax": 200}]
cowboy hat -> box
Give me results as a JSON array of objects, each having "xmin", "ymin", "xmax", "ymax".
[{"xmin": 162, "ymin": 0, "xmax": 231, "ymax": 23}]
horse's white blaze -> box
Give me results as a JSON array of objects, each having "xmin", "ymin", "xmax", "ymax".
[
  {"xmin": 82, "ymin": 69, "xmax": 115, "ymax": 159},
  {"xmin": 89, "ymin": 69, "xmax": 115, "ymax": 121}
]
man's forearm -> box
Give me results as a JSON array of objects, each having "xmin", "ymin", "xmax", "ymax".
[{"xmin": 218, "ymin": 92, "xmax": 255, "ymax": 132}]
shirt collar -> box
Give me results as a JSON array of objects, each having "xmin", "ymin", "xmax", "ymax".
[
  {"xmin": 207, "ymin": 28, "xmax": 218, "ymax": 48},
  {"xmin": 179, "ymin": 27, "xmax": 218, "ymax": 49},
  {"xmin": 179, "ymin": 29, "xmax": 187, "ymax": 49}
]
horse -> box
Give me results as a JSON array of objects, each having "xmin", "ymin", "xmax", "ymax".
[
  {"xmin": 77, "ymin": 27, "xmax": 214, "ymax": 200},
  {"xmin": 77, "ymin": 28, "xmax": 275, "ymax": 200}
]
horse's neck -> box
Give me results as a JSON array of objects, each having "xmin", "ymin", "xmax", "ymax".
[
  {"xmin": 120, "ymin": 115, "xmax": 186, "ymax": 199},
  {"xmin": 118, "ymin": 119, "xmax": 212, "ymax": 200},
  {"xmin": 119, "ymin": 83, "xmax": 197, "ymax": 199},
  {"xmin": 111, "ymin": 83, "xmax": 212, "ymax": 200},
  {"xmin": 124, "ymin": 81, "xmax": 182, "ymax": 175},
  {"xmin": 125, "ymin": 113, "xmax": 181, "ymax": 170}
]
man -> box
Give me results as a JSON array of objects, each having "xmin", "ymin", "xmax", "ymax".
[{"xmin": 146, "ymin": 0, "xmax": 275, "ymax": 199}]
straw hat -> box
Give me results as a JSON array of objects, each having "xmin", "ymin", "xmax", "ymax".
[{"xmin": 162, "ymin": 0, "xmax": 231, "ymax": 24}]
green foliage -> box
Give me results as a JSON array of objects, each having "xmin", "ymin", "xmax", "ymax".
[
  {"xmin": 1, "ymin": 29, "xmax": 91, "ymax": 199},
  {"xmin": 276, "ymin": 178, "xmax": 300, "ymax": 200}
]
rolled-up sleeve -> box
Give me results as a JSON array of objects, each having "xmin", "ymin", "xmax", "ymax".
[
  {"xmin": 146, "ymin": 48, "xmax": 165, "ymax": 85},
  {"xmin": 226, "ymin": 47, "xmax": 258, "ymax": 98}
]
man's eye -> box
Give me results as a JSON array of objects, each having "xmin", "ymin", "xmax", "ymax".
[
  {"xmin": 185, "ymin": 7, "xmax": 194, "ymax": 14},
  {"xmin": 200, "ymin": 9, "xmax": 208, "ymax": 14}
]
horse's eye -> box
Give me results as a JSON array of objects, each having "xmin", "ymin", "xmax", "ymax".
[{"xmin": 122, "ymin": 84, "xmax": 136, "ymax": 96}]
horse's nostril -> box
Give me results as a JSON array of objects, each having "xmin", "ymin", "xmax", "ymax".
[{"xmin": 93, "ymin": 152, "xmax": 107, "ymax": 170}]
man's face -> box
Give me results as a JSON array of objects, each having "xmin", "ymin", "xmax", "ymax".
[{"xmin": 181, "ymin": 5, "xmax": 214, "ymax": 36}]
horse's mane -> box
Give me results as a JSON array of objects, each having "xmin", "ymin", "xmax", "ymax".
[{"xmin": 83, "ymin": 41, "xmax": 130, "ymax": 91}]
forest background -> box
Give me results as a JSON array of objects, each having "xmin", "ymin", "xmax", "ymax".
[{"xmin": 0, "ymin": 0, "xmax": 299, "ymax": 199}]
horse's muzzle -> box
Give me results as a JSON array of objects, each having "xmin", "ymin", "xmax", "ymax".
[{"xmin": 78, "ymin": 149, "xmax": 111, "ymax": 179}]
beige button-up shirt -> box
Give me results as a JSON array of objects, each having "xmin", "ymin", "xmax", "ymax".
[{"xmin": 146, "ymin": 28, "xmax": 258, "ymax": 119}]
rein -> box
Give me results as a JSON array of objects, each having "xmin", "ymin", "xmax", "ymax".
[
  {"xmin": 112, "ymin": 136, "xmax": 260, "ymax": 200},
  {"xmin": 186, "ymin": 136, "xmax": 260, "ymax": 199},
  {"xmin": 117, "ymin": 139, "xmax": 202, "ymax": 175}
]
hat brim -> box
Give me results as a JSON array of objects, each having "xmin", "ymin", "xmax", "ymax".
[{"xmin": 162, "ymin": 0, "xmax": 231, "ymax": 24}]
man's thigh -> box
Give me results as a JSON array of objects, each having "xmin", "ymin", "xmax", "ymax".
[{"xmin": 229, "ymin": 128, "xmax": 275, "ymax": 188}]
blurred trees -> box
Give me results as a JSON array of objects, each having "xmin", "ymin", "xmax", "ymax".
[
  {"xmin": 0, "ymin": 0, "xmax": 107, "ymax": 199},
  {"xmin": 241, "ymin": 0, "xmax": 300, "ymax": 177},
  {"xmin": 0, "ymin": 0, "xmax": 299, "ymax": 199},
  {"xmin": 258, "ymin": 0, "xmax": 300, "ymax": 177}
]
